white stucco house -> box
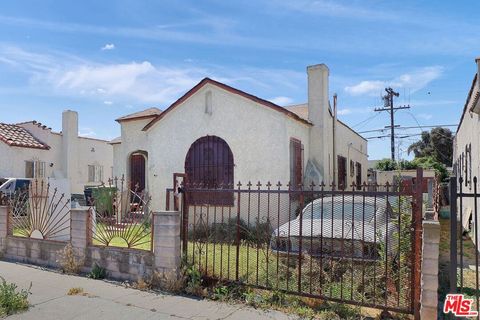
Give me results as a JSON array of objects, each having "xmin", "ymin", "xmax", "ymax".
[
  {"xmin": 0, "ymin": 110, "xmax": 113, "ymax": 195},
  {"xmin": 112, "ymin": 64, "xmax": 368, "ymax": 212},
  {"xmin": 453, "ymin": 57, "xmax": 480, "ymax": 235}
]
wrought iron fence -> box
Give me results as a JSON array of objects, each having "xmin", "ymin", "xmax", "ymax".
[
  {"xmin": 180, "ymin": 173, "xmax": 424, "ymax": 316},
  {"xmin": 90, "ymin": 176, "xmax": 153, "ymax": 251},
  {"xmin": 449, "ymin": 176, "xmax": 480, "ymax": 319},
  {"xmin": 7, "ymin": 179, "xmax": 71, "ymax": 241}
]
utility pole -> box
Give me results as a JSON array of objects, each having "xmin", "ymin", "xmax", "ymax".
[{"xmin": 374, "ymin": 87, "xmax": 410, "ymax": 161}]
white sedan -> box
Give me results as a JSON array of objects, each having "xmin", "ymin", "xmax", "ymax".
[{"xmin": 270, "ymin": 196, "xmax": 400, "ymax": 260}]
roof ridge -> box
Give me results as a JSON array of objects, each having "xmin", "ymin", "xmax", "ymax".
[{"xmin": 142, "ymin": 77, "xmax": 312, "ymax": 131}]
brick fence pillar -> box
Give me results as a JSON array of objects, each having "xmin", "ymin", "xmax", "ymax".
[
  {"xmin": 0, "ymin": 206, "xmax": 7, "ymax": 254},
  {"xmin": 420, "ymin": 220, "xmax": 441, "ymax": 319},
  {"xmin": 153, "ymin": 211, "xmax": 181, "ymax": 274},
  {"xmin": 70, "ymin": 208, "xmax": 91, "ymax": 255}
]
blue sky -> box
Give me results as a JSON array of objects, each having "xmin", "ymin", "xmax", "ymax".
[{"xmin": 0, "ymin": 0, "xmax": 478, "ymax": 160}]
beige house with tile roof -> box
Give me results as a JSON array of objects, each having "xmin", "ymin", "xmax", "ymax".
[
  {"xmin": 0, "ymin": 110, "xmax": 113, "ymax": 195},
  {"xmin": 112, "ymin": 64, "xmax": 368, "ymax": 212}
]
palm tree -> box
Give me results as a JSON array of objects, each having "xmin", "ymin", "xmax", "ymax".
[{"xmin": 407, "ymin": 131, "xmax": 432, "ymax": 158}]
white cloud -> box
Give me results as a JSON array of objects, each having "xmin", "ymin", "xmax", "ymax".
[
  {"xmin": 344, "ymin": 66, "xmax": 444, "ymax": 96},
  {"xmin": 0, "ymin": 45, "xmax": 306, "ymax": 106},
  {"xmin": 268, "ymin": 96, "xmax": 294, "ymax": 105},
  {"xmin": 103, "ymin": 100, "xmax": 113, "ymax": 105},
  {"xmin": 79, "ymin": 127, "xmax": 96, "ymax": 137},
  {"xmin": 101, "ymin": 43, "xmax": 115, "ymax": 51},
  {"xmin": 337, "ymin": 108, "xmax": 352, "ymax": 115},
  {"xmin": 417, "ymin": 113, "xmax": 433, "ymax": 120},
  {"xmin": 345, "ymin": 81, "xmax": 384, "ymax": 96},
  {"xmin": 273, "ymin": 0, "xmax": 398, "ymax": 22}
]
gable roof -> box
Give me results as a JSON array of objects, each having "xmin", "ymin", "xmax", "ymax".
[
  {"xmin": 116, "ymin": 107, "xmax": 162, "ymax": 123},
  {"xmin": 109, "ymin": 136, "xmax": 122, "ymax": 145},
  {"xmin": 142, "ymin": 78, "xmax": 312, "ymax": 131},
  {"xmin": 0, "ymin": 123, "xmax": 50, "ymax": 149}
]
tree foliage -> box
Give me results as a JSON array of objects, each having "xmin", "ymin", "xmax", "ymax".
[
  {"xmin": 374, "ymin": 156, "xmax": 448, "ymax": 181},
  {"xmin": 407, "ymin": 127, "xmax": 453, "ymax": 166}
]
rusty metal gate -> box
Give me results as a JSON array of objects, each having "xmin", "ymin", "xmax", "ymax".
[{"xmin": 169, "ymin": 169, "xmax": 424, "ymax": 317}]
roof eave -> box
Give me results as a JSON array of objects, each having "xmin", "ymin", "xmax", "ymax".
[{"xmin": 115, "ymin": 115, "xmax": 160, "ymax": 123}]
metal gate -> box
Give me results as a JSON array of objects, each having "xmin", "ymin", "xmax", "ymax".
[
  {"xmin": 449, "ymin": 176, "xmax": 480, "ymax": 319},
  {"xmin": 173, "ymin": 169, "xmax": 424, "ymax": 317}
]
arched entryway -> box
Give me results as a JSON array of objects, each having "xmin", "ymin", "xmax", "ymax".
[
  {"xmin": 129, "ymin": 151, "xmax": 147, "ymax": 192},
  {"xmin": 185, "ymin": 135, "xmax": 234, "ymax": 205}
]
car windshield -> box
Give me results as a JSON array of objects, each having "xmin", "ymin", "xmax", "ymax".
[{"xmin": 302, "ymin": 201, "xmax": 378, "ymax": 221}]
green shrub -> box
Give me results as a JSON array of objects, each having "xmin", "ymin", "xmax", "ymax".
[
  {"xmin": 0, "ymin": 277, "xmax": 30, "ymax": 317},
  {"xmin": 184, "ymin": 262, "xmax": 203, "ymax": 295},
  {"xmin": 87, "ymin": 263, "xmax": 107, "ymax": 280}
]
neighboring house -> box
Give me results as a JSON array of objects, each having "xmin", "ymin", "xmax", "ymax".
[
  {"xmin": 453, "ymin": 57, "xmax": 480, "ymax": 233},
  {"xmin": 0, "ymin": 110, "xmax": 113, "ymax": 195},
  {"xmin": 112, "ymin": 64, "xmax": 368, "ymax": 212}
]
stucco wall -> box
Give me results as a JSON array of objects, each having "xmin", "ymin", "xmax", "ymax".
[
  {"xmin": 454, "ymin": 99, "xmax": 480, "ymax": 236},
  {"xmin": 1, "ymin": 113, "xmax": 114, "ymax": 194},
  {"xmin": 118, "ymin": 84, "xmax": 311, "ymax": 211},
  {"xmin": 334, "ymin": 121, "xmax": 368, "ymax": 188},
  {"xmin": 73, "ymin": 137, "xmax": 114, "ymax": 193},
  {"xmin": 0, "ymin": 143, "xmax": 55, "ymax": 178}
]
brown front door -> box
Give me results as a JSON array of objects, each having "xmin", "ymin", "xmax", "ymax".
[{"xmin": 130, "ymin": 154, "xmax": 146, "ymax": 191}]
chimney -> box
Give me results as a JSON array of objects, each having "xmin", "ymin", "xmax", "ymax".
[
  {"xmin": 307, "ymin": 64, "xmax": 331, "ymax": 184},
  {"xmin": 62, "ymin": 110, "xmax": 79, "ymax": 182},
  {"xmin": 307, "ymin": 64, "xmax": 329, "ymax": 126}
]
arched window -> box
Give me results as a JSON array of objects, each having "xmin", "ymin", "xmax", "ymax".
[{"xmin": 185, "ymin": 136, "xmax": 234, "ymax": 205}]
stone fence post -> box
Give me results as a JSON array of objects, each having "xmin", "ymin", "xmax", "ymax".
[
  {"xmin": 420, "ymin": 220, "xmax": 441, "ymax": 319},
  {"xmin": 0, "ymin": 206, "xmax": 7, "ymax": 254},
  {"xmin": 70, "ymin": 208, "xmax": 91, "ymax": 255},
  {"xmin": 153, "ymin": 211, "xmax": 181, "ymax": 274}
]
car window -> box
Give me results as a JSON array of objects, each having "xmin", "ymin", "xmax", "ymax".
[
  {"xmin": 302, "ymin": 202, "xmax": 378, "ymax": 221},
  {"xmin": 15, "ymin": 180, "xmax": 30, "ymax": 190}
]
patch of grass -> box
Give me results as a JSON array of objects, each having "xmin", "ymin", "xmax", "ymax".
[
  {"xmin": 0, "ymin": 277, "xmax": 30, "ymax": 317},
  {"xmin": 92, "ymin": 224, "xmax": 152, "ymax": 251},
  {"xmin": 67, "ymin": 287, "xmax": 84, "ymax": 296}
]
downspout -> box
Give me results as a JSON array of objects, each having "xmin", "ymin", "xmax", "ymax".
[{"xmin": 333, "ymin": 94, "xmax": 337, "ymax": 186}]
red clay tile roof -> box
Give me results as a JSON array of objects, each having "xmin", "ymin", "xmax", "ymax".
[
  {"xmin": 0, "ymin": 123, "xmax": 50, "ymax": 149},
  {"xmin": 115, "ymin": 107, "xmax": 162, "ymax": 122}
]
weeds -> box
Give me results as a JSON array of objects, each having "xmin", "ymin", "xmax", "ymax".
[
  {"xmin": 0, "ymin": 277, "xmax": 30, "ymax": 317},
  {"xmin": 57, "ymin": 243, "xmax": 84, "ymax": 274},
  {"xmin": 67, "ymin": 287, "xmax": 84, "ymax": 296},
  {"xmin": 87, "ymin": 263, "xmax": 107, "ymax": 280}
]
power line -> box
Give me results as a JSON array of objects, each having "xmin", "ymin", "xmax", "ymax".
[
  {"xmin": 373, "ymin": 87, "xmax": 411, "ymax": 161},
  {"xmin": 405, "ymin": 112, "xmax": 452, "ymax": 164},
  {"xmin": 350, "ymin": 112, "xmax": 381, "ymax": 129},
  {"xmin": 366, "ymin": 133, "xmax": 422, "ymax": 140},
  {"xmin": 358, "ymin": 124, "xmax": 458, "ymax": 134}
]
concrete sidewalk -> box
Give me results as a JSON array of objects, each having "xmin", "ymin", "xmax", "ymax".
[{"xmin": 0, "ymin": 261, "xmax": 293, "ymax": 320}]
